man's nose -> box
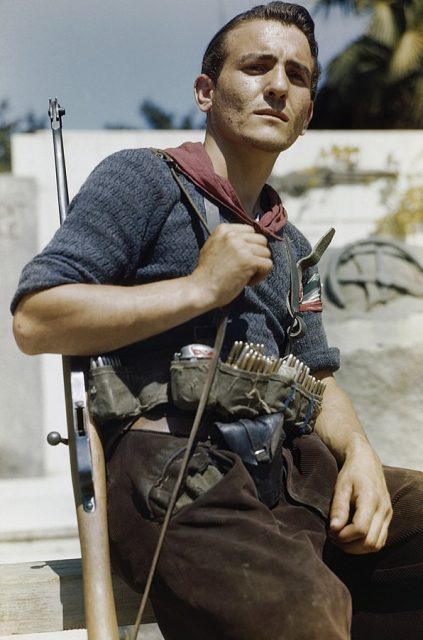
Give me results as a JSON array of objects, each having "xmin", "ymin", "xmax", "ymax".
[{"xmin": 265, "ymin": 66, "xmax": 288, "ymax": 100}]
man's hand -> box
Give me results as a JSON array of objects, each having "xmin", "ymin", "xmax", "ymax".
[
  {"xmin": 313, "ymin": 372, "xmax": 393, "ymax": 555},
  {"xmin": 190, "ymin": 224, "xmax": 273, "ymax": 307},
  {"xmin": 329, "ymin": 433, "xmax": 393, "ymax": 554}
]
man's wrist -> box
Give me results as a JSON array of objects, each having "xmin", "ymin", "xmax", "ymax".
[
  {"xmin": 183, "ymin": 272, "xmax": 222, "ymax": 314},
  {"xmin": 340, "ymin": 430, "xmax": 374, "ymax": 466}
]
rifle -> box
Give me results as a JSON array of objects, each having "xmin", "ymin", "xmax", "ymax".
[{"xmin": 47, "ymin": 98, "xmax": 120, "ymax": 640}]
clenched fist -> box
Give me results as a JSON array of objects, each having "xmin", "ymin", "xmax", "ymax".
[{"xmin": 189, "ymin": 224, "xmax": 273, "ymax": 307}]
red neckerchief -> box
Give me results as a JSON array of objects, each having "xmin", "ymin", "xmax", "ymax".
[{"xmin": 164, "ymin": 142, "xmax": 287, "ymax": 240}]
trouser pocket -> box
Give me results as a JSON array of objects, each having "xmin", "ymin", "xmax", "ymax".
[{"xmin": 128, "ymin": 432, "xmax": 232, "ymax": 521}]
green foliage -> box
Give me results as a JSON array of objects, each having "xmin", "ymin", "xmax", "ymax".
[
  {"xmin": 375, "ymin": 183, "xmax": 423, "ymax": 238},
  {"xmin": 317, "ymin": 145, "xmax": 360, "ymax": 171},
  {"xmin": 140, "ymin": 99, "xmax": 175, "ymax": 129},
  {"xmin": 0, "ymin": 100, "xmax": 17, "ymax": 172},
  {"xmin": 313, "ymin": 0, "xmax": 423, "ymax": 128},
  {"xmin": 270, "ymin": 144, "xmax": 398, "ymax": 196}
]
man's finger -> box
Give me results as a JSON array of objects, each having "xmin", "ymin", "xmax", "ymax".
[
  {"xmin": 329, "ymin": 480, "xmax": 353, "ymax": 532},
  {"xmin": 336, "ymin": 494, "xmax": 375, "ymax": 541},
  {"xmin": 375, "ymin": 519, "xmax": 389, "ymax": 550},
  {"xmin": 332, "ymin": 515, "xmax": 390, "ymax": 555},
  {"xmin": 358, "ymin": 503, "xmax": 391, "ymax": 552}
]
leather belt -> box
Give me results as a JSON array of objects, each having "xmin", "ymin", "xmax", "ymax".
[{"xmin": 130, "ymin": 415, "xmax": 179, "ymax": 434}]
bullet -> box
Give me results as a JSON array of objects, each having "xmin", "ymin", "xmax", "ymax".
[
  {"xmin": 246, "ymin": 352, "xmax": 257, "ymax": 372},
  {"xmin": 239, "ymin": 349, "xmax": 253, "ymax": 370},
  {"xmin": 234, "ymin": 344, "xmax": 249, "ymax": 368}
]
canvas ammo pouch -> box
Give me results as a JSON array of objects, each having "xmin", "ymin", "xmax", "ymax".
[
  {"xmin": 87, "ymin": 351, "xmax": 172, "ymax": 426},
  {"xmin": 87, "ymin": 350, "xmax": 324, "ymax": 432},
  {"xmin": 169, "ymin": 353, "xmax": 324, "ymax": 436}
]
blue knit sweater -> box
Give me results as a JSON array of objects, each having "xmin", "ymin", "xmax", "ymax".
[{"xmin": 11, "ymin": 147, "xmax": 339, "ymax": 372}]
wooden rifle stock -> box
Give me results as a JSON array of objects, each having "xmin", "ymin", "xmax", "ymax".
[{"xmin": 48, "ymin": 99, "xmax": 119, "ymax": 639}]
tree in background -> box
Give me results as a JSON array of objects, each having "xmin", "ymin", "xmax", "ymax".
[
  {"xmin": 139, "ymin": 99, "xmax": 204, "ymax": 130},
  {"xmin": 0, "ymin": 100, "xmax": 20, "ymax": 172},
  {"xmin": 0, "ymin": 99, "xmax": 47, "ymax": 172},
  {"xmin": 105, "ymin": 100, "xmax": 205, "ymax": 130},
  {"xmin": 312, "ymin": 0, "xmax": 423, "ymax": 128},
  {"xmin": 140, "ymin": 99, "xmax": 175, "ymax": 129}
]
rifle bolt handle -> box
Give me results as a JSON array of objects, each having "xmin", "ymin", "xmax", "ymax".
[{"xmin": 47, "ymin": 431, "xmax": 69, "ymax": 446}]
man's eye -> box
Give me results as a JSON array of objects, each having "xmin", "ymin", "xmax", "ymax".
[
  {"xmin": 288, "ymin": 69, "xmax": 308, "ymax": 85},
  {"xmin": 245, "ymin": 64, "xmax": 267, "ymax": 74}
]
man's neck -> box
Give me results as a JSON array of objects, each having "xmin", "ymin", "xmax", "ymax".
[{"xmin": 203, "ymin": 135, "xmax": 279, "ymax": 218}]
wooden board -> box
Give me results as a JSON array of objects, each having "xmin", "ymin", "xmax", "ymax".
[{"xmin": 0, "ymin": 558, "xmax": 155, "ymax": 635}]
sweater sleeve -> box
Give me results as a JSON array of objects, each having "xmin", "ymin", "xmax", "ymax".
[
  {"xmin": 11, "ymin": 148, "xmax": 178, "ymax": 313},
  {"xmin": 285, "ymin": 224, "xmax": 340, "ymax": 372}
]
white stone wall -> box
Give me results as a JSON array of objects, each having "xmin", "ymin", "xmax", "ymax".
[
  {"xmin": 271, "ymin": 130, "xmax": 423, "ymax": 247},
  {"xmin": 0, "ymin": 175, "xmax": 43, "ymax": 476}
]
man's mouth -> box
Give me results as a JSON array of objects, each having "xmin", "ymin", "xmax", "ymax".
[{"xmin": 254, "ymin": 109, "xmax": 289, "ymax": 122}]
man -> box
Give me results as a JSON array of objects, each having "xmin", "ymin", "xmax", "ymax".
[{"xmin": 11, "ymin": 3, "xmax": 423, "ymax": 639}]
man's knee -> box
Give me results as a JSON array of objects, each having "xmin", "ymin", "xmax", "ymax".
[
  {"xmin": 385, "ymin": 466, "xmax": 423, "ymax": 544},
  {"xmin": 155, "ymin": 560, "xmax": 352, "ymax": 640},
  {"xmin": 228, "ymin": 578, "xmax": 351, "ymax": 640}
]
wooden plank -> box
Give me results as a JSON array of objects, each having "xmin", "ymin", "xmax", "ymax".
[
  {"xmin": 0, "ymin": 627, "xmax": 162, "ymax": 640},
  {"xmin": 0, "ymin": 559, "xmax": 155, "ymax": 635},
  {"xmin": 0, "ymin": 631, "xmax": 88, "ymax": 640}
]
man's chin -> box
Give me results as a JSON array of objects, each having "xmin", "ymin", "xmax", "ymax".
[
  {"xmin": 249, "ymin": 135, "xmax": 296, "ymax": 153},
  {"xmin": 242, "ymin": 126, "xmax": 299, "ymax": 153}
]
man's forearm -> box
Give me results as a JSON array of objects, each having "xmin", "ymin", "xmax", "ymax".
[
  {"xmin": 13, "ymin": 224, "xmax": 273, "ymax": 357},
  {"xmin": 13, "ymin": 278, "xmax": 213, "ymax": 356},
  {"xmin": 314, "ymin": 371, "xmax": 371, "ymax": 464},
  {"xmin": 314, "ymin": 370, "xmax": 392, "ymax": 553}
]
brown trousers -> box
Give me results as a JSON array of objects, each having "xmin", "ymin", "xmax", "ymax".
[{"xmin": 107, "ymin": 431, "xmax": 423, "ymax": 640}]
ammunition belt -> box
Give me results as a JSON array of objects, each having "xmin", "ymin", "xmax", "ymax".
[{"xmin": 87, "ymin": 342, "xmax": 325, "ymax": 437}]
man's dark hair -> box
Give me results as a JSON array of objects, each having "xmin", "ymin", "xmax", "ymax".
[{"xmin": 201, "ymin": 2, "xmax": 320, "ymax": 100}]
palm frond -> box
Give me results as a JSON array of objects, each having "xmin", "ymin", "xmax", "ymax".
[
  {"xmin": 325, "ymin": 36, "xmax": 390, "ymax": 88},
  {"xmin": 405, "ymin": 1, "xmax": 423, "ymax": 30},
  {"xmin": 313, "ymin": 0, "xmax": 423, "ymax": 127},
  {"xmin": 367, "ymin": 1, "xmax": 400, "ymax": 47},
  {"xmin": 389, "ymin": 30, "xmax": 423, "ymax": 80}
]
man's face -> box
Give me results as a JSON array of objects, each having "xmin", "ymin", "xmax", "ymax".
[{"xmin": 202, "ymin": 20, "xmax": 314, "ymax": 154}]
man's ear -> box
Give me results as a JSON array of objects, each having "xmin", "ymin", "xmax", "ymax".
[
  {"xmin": 194, "ymin": 74, "xmax": 215, "ymax": 113},
  {"xmin": 301, "ymin": 101, "xmax": 314, "ymax": 135}
]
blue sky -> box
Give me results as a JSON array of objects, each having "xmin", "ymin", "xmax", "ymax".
[{"xmin": 1, "ymin": 0, "xmax": 369, "ymax": 129}]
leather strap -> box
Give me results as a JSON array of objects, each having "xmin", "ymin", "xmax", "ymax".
[
  {"xmin": 204, "ymin": 198, "xmax": 221, "ymax": 232},
  {"xmin": 130, "ymin": 415, "xmax": 172, "ymax": 434}
]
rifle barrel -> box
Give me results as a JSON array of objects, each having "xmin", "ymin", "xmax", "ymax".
[{"xmin": 48, "ymin": 98, "xmax": 69, "ymax": 224}]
